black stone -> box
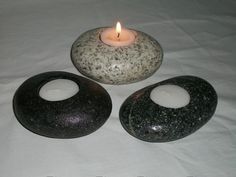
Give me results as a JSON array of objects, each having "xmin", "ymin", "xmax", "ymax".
[
  {"xmin": 13, "ymin": 71, "xmax": 112, "ymax": 138},
  {"xmin": 119, "ymin": 76, "xmax": 218, "ymax": 142}
]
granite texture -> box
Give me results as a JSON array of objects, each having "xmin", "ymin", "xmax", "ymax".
[
  {"xmin": 71, "ymin": 27, "xmax": 163, "ymax": 84},
  {"xmin": 13, "ymin": 71, "xmax": 112, "ymax": 138},
  {"xmin": 119, "ymin": 76, "xmax": 218, "ymax": 142}
]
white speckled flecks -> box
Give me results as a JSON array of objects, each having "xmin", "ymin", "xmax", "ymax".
[{"xmin": 71, "ymin": 27, "xmax": 163, "ymax": 85}]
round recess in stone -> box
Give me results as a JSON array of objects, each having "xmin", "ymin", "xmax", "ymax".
[
  {"xmin": 71, "ymin": 27, "xmax": 163, "ymax": 85},
  {"xmin": 119, "ymin": 76, "xmax": 218, "ymax": 142},
  {"xmin": 13, "ymin": 71, "xmax": 112, "ymax": 138},
  {"xmin": 150, "ymin": 84, "xmax": 190, "ymax": 109},
  {"xmin": 39, "ymin": 79, "xmax": 79, "ymax": 101}
]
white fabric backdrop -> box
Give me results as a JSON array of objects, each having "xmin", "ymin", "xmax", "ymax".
[{"xmin": 0, "ymin": 0, "xmax": 236, "ymax": 177}]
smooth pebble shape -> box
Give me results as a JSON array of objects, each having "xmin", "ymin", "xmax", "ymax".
[
  {"xmin": 119, "ymin": 76, "xmax": 218, "ymax": 142},
  {"xmin": 71, "ymin": 27, "xmax": 163, "ymax": 84},
  {"xmin": 13, "ymin": 71, "xmax": 112, "ymax": 138}
]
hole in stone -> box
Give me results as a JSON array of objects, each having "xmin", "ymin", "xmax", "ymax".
[
  {"xmin": 150, "ymin": 84, "xmax": 190, "ymax": 109},
  {"xmin": 39, "ymin": 79, "xmax": 79, "ymax": 101}
]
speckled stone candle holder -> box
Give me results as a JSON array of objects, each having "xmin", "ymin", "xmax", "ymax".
[
  {"xmin": 119, "ymin": 76, "xmax": 218, "ymax": 142},
  {"xmin": 71, "ymin": 27, "xmax": 163, "ymax": 84}
]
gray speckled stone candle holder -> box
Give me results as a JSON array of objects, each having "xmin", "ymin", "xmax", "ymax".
[{"xmin": 71, "ymin": 27, "xmax": 163, "ymax": 84}]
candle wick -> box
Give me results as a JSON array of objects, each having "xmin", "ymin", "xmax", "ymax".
[{"xmin": 117, "ymin": 32, "xmax": 120, "ymax": 38}]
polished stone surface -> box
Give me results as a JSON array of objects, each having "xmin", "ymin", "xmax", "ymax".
[
  {"xmin": 13, "ymin": 71, "xmax": 112, "ymax": 138},
  {"xmin": 119, "ymin": 76, "xmax": 218, "ymax": 142},
  {"xmin": 71, "ymin": 27, "xmax": 163, "ymax": 84}
]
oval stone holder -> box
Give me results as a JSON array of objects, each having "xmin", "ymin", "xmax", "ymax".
[
  {"xmin": 71, "ymin": 27, "xmax": 163, "ymax": 85},
  {"xmin": 13, "ymin": 71, "xmax": 112, "ymax": 138},
  {"xmin": 119, "ymin": 76, "xmax": 218, "ymax": 142}
]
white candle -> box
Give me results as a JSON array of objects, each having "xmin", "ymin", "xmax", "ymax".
[
  {"xmin": 150, "ymin": 85, "xmax": 190, "ymax": 108},
  {"xmin": 39, "ymin": 79, "xmax": 79, "ymax": 101},
  {"xmin": 100, "ymin": 22, "xmax": 135, "ymax": 47}
]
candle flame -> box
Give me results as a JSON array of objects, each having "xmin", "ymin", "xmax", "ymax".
[{"xmin": 116, "ymin": 22, "xmax": 121, "ymax": 38}]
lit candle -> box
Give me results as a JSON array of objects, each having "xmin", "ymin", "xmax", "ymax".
[
  {"xmin": 39, "ymin": 79, "xmax": 79, "ymax": 101},
  {"xmin": 100, "ymin": 22, "xmax": 136, "ymax": 47},
  {"xmin": 150, "ymin": 85, "xmax": 190, "ymax": 108}
]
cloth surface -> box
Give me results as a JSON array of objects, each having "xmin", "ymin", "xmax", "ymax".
[{"xmin": 0, "ymin": 0, "xmax": 236, "ymax": 177}]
